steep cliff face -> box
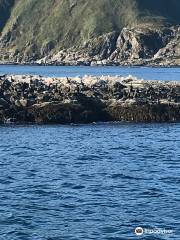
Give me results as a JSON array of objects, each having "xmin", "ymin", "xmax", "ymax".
[{"xmin": 0, "ymin": 0, "xmax": 179, "ymax": 65}]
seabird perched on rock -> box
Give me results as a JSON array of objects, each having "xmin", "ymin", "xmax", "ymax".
[{"xmin": 0, "ymin": 75, "xmax": 6, "ymax": 80}]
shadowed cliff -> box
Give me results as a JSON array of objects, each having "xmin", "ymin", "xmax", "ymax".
[{"xmin": 0, "ymin": 0, "xmax": 15, "ymax": 31}]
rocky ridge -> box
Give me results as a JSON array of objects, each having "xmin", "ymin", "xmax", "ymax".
[{"xmin": 0, "ymin": 75, "xmax": 179, "ymax": 124}]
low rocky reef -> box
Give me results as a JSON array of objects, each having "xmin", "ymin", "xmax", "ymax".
[{"xmin": 0, "ymin": 75, "xmax": 180, "ymax": 124}]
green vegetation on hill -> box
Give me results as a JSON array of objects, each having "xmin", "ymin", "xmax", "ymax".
[{"xmin": 0, "ymin": 0, "xmax": 179, "ymax": 60}]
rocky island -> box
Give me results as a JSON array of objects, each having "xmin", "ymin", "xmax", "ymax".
[{"xmin": 0, "ymin": 75, "xmax": 179, "ymax": 124}]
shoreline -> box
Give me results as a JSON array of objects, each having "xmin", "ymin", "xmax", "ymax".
[
  {"xmin": 0, "ymin": 75, "xmax": 180, "ymax": 124},
  {"xmin": 0, "ymin": 120, "xmax": 179, "ymax": 126}
]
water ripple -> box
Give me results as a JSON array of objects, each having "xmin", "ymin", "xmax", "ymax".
[{"xmin": 0, "ymin": 123, "xmax": 179, "ymax": 239}]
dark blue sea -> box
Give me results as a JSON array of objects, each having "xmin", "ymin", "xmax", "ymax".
[{"xmin": 0, "ymin": 66, "xmax": 180, "ymax": 240}]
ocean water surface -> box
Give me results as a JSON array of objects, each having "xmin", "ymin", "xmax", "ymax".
[
  {"xmin": 0, "ymin": 123, "xmax": 180, "ymax": 240},
  {"xmin": 0, "ymin": 65, "xmax": 180, "ymax": 80},
  {"xmin": 0, "ymin": 66, "xmax": 180, "ymax": 239}
]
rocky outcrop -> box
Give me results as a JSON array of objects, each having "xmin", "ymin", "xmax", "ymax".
[
  {"xmin": 35, "ymin": 25, "xmax": 180, "ymax": 67},
  {"xmin": 0, "ymin": 75, "xmax": 179, "ymax": 124},
  {"xmin": 153, "ymin": 27, "xmax": 180, "ymax": 66},
  {"xmin": 110, "ymin": 25, "xmax": 177, "ymax": 64}
]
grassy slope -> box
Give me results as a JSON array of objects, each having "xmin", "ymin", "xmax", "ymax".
[
  {"xmin": 2, "ymin": 0, "xmax": 138, "ymax": 47},
  {"xmin": 0, "ymin": 0, "xmax": 180, "ymax": 56}
]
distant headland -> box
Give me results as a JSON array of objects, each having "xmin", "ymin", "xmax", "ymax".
[{"xmin": 0, "ymin": 0, "xmax": 179, "ymax": 67}]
